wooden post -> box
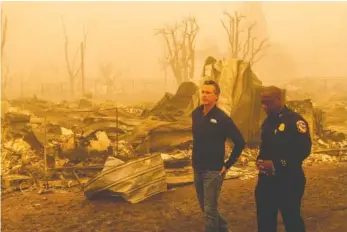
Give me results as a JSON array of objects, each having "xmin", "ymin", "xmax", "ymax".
[{"xmin": 44, "ymin": 117, "xmax": 48, "ymax": 189}]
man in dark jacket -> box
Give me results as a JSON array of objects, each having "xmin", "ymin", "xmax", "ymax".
[
  {"xmin": 255, "ymin": 86, "xmax": 312, "ymax": 232},
  {"xmin": 192, "ymin": 80, "xmax": 246, "ymax": 232}
]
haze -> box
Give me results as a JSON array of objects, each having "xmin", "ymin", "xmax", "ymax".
[{"xmin": 2, "ymin": 1, "xmax": 347, "ymax": 96}]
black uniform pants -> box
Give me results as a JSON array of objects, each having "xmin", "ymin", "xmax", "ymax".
[{"xmin": 255, "ymin": 171, "xmax": 306, "ymax": 232}]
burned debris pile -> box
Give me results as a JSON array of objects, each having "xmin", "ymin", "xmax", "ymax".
[
  {"xmin": 1, "ymin": 75, "xmax": 347, "ymax": 202},
  {"xmin": 1, "ymin": 98, "xmax": 143, "ymax": 196}
]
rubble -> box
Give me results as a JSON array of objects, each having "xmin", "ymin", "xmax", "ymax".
[
  {"xmin": 161, "ymin": 149, "xmax": 192, "ymax": 168},
  {"xmin": 142, "ymin": 82, "xmax": 200, "ymax": 121},
  {"xmin": 165, "ymin": 165, "xmax": 258, "ymax": 187},
  {"xmin": 1, "ymin": 139, "xmax": 44, "ymax": 178},
  {"xmin": 112, "ymin": 140, "xmax": 137, "ymax": 160},
  {"xmin": 87, "ymin": 131, "xmax": 111, "ymax": 152},
  {"xmin": 1, "ymin": 175, "xmax": 36, "ymax": 194},
  {"xmin": 1, "ymin": 93, "xmax": 347, "ymax": 199},
  {"xmin": 285, "ymin": 77, "xmax": 347, "ymax": 105},
  {"xmin": 126, "ymin": 117, "xmax": 192, "ymax": 154},
  {"xmin": 305, "ymin": 153, "xmax": 338, "ymax": 164}
]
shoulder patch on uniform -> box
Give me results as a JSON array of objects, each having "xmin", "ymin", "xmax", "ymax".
[
  {"xmin": 296, "ymin": 120, "xmax": 307, "ymax": 133},
  {"xmin": 278, "ymin": 123, "xmax": 285, "ymax": 131}
]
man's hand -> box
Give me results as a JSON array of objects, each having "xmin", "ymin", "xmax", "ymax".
[
  {"xmin": 256, "ymin": 159, "xmax": 274, "ymax": 174},
  {"xmin": 219, "ymin": 166, "xmax": 228, "ymax": 176}
]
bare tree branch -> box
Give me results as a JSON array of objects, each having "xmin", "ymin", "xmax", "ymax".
[
  {"xmin": 61, "ymin": 16, "xmax": 74, "ymax": 78},
  {"xmin": 73, "ymin": 24, "xmax": 89, "ymax": 77},
  {"xmin": 156, "ymin": 24, "xmax": 182, "ymax": 83},
  {"xmin": 99, "ymin": 63, "xmax": 113, "ymax": 94},
  {"xmin": 220, "ymin": 20, "xmax": 230, "ymax": 39},
  {"xmin": 251, "ymin": 53, "xmax": 266, "ymax": 66},
  {"xmin": 233, "ymin": 11, "xmax": 245, "ymax": 58},
  {"xmin": 221, "ymin": 11, "xmax": 245, "ymax": 58},
  {"xmin": 221, "ymin": 11, "xmax": 235, "ymax": 55},
  {"xmin": 82, "ymin": 24, "xmax": 88, "ymax": 50},
  {"xmin": 185, "ymin": 17, "xmax": 199, "ymax": 80},
  {"xmin": 154, "ymin": 28, "xmax": 174, "ymax": 62},
  {"xmin": 221, "ymin": 10, "xmax": 269, "ymax": 65},
  {"xmin": 1, "ymin": 10, "xmax": 9, "ymax": 94},
  {"xmin": 61, "ymin": 17, "xmax": 90, "ymax": 95},
  {"xmin": 242, "ymin": 23, "xmax": 256, "ymax": 60},
  {"xmin": 250, "ymin": 38, "xmax": 270, "ymax": 65},
  {"xmin": 155, "ymin": 16, "xmax": 199, "ymax": 85}
]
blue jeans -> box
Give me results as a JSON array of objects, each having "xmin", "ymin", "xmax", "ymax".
[{"xmin": 194, "ymin": 169, "xmax": 229, "ymax": 232}]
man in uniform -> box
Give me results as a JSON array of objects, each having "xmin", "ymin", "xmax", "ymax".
[
  {"xmin": 192, "ymin": 80, "xmax": 246, "ymax": 232},
  {"xmin": 255, "ymin": 86, "xmax": 312, "ymax": 232}
]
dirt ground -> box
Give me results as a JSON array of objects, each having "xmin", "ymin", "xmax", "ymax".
[{"xmin": 2, "ymin": 162, "xmax": 347, "ymax": 232}]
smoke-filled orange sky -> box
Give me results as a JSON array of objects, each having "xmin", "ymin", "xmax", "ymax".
[{"xmin": 2, "ymin": 1, "xmax": 347, "ymax": 85}]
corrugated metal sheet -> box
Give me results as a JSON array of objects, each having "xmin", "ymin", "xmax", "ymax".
[{"xmin": 84, "ymin": 153, "xmax": 167, "ymax": 203}]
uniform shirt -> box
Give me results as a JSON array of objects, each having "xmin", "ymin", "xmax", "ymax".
[
  {"xmin": 257, "ymin": 106, "xmax": 312, "ymax": 174},
  {"xmin": 192, "ymin": 105, "xmax": 246, "ymax": 171}
]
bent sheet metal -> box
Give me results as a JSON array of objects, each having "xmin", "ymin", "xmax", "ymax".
[{"xmin": 83, "ymin": 153, "xmax": 167, "ymax": 203}]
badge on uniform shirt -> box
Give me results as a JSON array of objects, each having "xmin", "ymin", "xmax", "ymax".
[
  {"xmin": 210, "ymin": 118, "xmax": 217, "ymax": 124},
  {"xmin": 296, "ymin": 120, "xmax": 307, "ymax": 133},
  {"xmin": 278, "ymin": 123, "xmax": 285, "ymax": 131}
]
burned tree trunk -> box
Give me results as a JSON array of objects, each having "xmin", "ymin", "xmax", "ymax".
[
  {"xmin": 99, "ymin": 63, "xmax": 113, "ymax": 95},
  {"xmin": 155, "ymin": 17, "xmax": 199, "ymax": 86},
  {"xmin": 185, "ymin": 17, "xmax": 198, "ymax": 81},
  {"xmin": 1, "ymin": 11, "xmax": 10, "ymax": 97},
  {"xmin": 61, "ymin": 18, "xmax": 88, "ymax": 97},
  {"xmin": 99, "ymin": 63, "xmax": 124, "ymax": 95},
  {"xmin": 1, "ymin": 14, "xmax": 7, "ymax": 59},
  {"xmin": 221, "ymin": 10, "xmax": 269, "ymax": 65}
]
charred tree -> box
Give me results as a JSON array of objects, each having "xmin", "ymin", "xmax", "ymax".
[
  {"xmin": 99, "ymin": 63, "xmax": 124, "ymax": 95},
  {"xmin": 1, "ymin": 11, "xmax": 14, "ymax": 98},
  {"xmin": 221, "ymin": 10, "xmax": 269, "ymax": 65},
  {"xmin": 155, "ymin": 17, "xmax": 199, "ymax": 86},
  {"xmin": 61, "ymin": 18, "xmax": 88, "ymax": 96}
]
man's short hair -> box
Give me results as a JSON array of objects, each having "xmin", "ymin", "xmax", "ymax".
[
  {"xmin": 203, "ymin": 80, "xmax": 220, "ymax": 95},
  {"xmin": 261, "ymin": 85, "xmax": 283, "ymax": 99},
  {"xmin": 261, "ymin": 85, "xmax": 286, "ymax": 105}
]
